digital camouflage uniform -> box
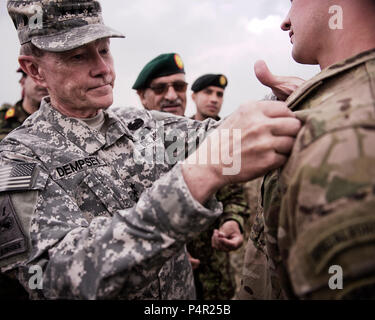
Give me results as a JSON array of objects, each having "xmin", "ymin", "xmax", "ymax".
[
  {"xmin": 0, "ymin": 100, "xmax": 29, "ymax": 141},
  {"xmin": 239, "ymin": 49, "xmax": 375, "ymax": 299},
  {"xmin": 0, "ymin": 98, "xmax": 223, "ymax": 299},
  {"xmin": 187, "ymin": 183, "xmax": 249, "ymax": 300},
  {"xmin": 0, "ymin": 99, "xmax": 31, "ymax": 299}
]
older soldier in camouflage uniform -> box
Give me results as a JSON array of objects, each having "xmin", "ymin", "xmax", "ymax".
[
  {"xmin": 188, "ymin": 74, "xmax": 249, "ymax": 300},
  {"xmin": 0, "ymin": 0, "xmax": 301, "ymax": 299},
  {"xmin": 0, "ymin": 69, "xmax": 47, "ymax": 140},
  {"xmin": 239, "ymin": 0, "xmax": 375, "ymax": 299}
]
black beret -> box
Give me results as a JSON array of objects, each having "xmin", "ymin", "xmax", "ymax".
[
  {"xmin": 133, "ymin": 53, "xmax": 185, "ymax": 90},
  {"xmin": 191, "ymin": 74, "xmax": 228, "ymax": 93}
]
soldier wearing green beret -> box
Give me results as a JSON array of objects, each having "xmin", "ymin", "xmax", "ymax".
[
  {"xmin": 0, "ymin": 68, "xmax": 47, "ymax": 141},
  {"xmin": 187, "ymin": 73, "xmax": 250, "ymax": 300},
  {"xmin": 133, "ymin": 53, "xmax": 187, "ymax": 116}
]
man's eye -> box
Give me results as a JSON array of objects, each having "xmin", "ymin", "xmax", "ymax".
[
  {"xmin": 100, "ymin": 49, "xmax": 109, "ymax": 55},
  {"xmin": 72, "ymin": 54, "xmax": 84, "ymax": 61}
]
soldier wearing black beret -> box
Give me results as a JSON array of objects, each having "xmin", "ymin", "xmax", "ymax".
[
  {"xmin": 133, "ymin": 53, "xmax": 188, "ymax": 116},
  {"xmin": 191, "ymin": 74, "xmax": 228, "ymax": 121},
  {"xmin": 0, "ymin": 68, "xmax": 47, "ymax": 141}
]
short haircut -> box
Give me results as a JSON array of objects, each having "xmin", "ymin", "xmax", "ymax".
[{"xmin": 20, "ymin": 42, "xmax": 45, "ymax": 58}]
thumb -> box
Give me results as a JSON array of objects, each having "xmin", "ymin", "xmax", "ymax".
[{"xmin": 254, "ymin": 60, "xmax": 278, "ymax": 88}]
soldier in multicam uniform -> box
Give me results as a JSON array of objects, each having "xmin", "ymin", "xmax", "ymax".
[
  {"xmin": 0, "ymin": 68, "xmax": 47, "ymax": 141},
  {"xmin": 0, "ymin": 0, "xmax": 301, "ymax": 299},
  {"xmin": 239, "ymin": 0, "xmax": 375, "ymax": 299},
  {"xmin": 188, "ymin": 74, "xmax": 249, "ymax": 300}
]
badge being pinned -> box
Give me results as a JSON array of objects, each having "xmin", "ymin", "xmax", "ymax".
[
  {"xmin": 5, "ymin": 108, "xmax": 16, "ymax": 120},
  {"xmin": 174, "ymin": 54, "xmax": 184, "ymax": 70}
]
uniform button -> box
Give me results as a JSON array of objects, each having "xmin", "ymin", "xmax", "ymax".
[{"xmin": 127, "ymin": 118, "xmax": 144, "ymax": 130}]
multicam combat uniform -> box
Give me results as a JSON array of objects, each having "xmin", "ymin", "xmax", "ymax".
[
  {"xmin": 0, "ymin": 98, "xmax": 223, "ymax": 299},
  {"xmin": 187, "ymin": 183, "xmax": 249, "ymax": 300},
  {"xmin": 0, "ymin": 100, "xmax": 29, "ymax": 141},
  {"xmin": 239, "ymin": 49, "xmax": 375, "ymax": 299}
]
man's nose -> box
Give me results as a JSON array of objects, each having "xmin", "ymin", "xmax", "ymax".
[
  {"xmin": 164, "ymin": 85, "xmax": 178, "ymax": 100},
  {"xmin": 90, "ymin": 53, "xmax": 111, "ymax": 77},
  {"xmin": 281, "ymin": 12, "xmax": 291, "ymax": 31},
  {"xmin": 210, "ymin": 94, "xmax": 219, "ymax": 104}
]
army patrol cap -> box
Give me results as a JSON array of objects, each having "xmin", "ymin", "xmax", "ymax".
[
  {"xmin": 7, "ymin": 0, "xmax": 124, "ymax": 52},
  {"xmin": 191, "ymin": 74, "xmax": 228, "ymax": 93},
  {"xmin": 132, "ymin": 53, "xmax": 185, "ymax": 90}
]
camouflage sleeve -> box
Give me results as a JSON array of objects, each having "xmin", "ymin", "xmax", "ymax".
[
  {"xmin": 0, "ymin": 158, "xmax": 222, "ymax": 299},
  {"xmin": 150, "ymin": 110, "xmax": 220, "ymax": 161},
  {"xmin": 216, "ymin": 183, "xmax": 250, "ymax": 234},
  {"xmin": 280, "ymin": 126, "xmax": 375, "ymax": 299}
]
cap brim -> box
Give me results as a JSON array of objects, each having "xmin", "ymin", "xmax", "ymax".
[{"xmin": 31, "ymin": 24, "xmax": 125, "ymax": 52}]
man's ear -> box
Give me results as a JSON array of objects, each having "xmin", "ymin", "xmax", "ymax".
[
  {"xmin": 18, "ymin": 55, "xmax": 47, "ymax": 88},
  {"xmin": 136, "ymin": 89, "xmax": 148, "ymax": 108},
  {"xmin": 191, "ymin": 92, "xmax": 197, "ymax": 103}
]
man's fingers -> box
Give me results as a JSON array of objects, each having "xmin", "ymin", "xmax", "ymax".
[
  {"xmin": 215, "ymin": 237, "xmax": 239, "ymax": 251},
  {"xmin": 268, "ymin": 152, "xmax": 289, "ymax": 170},
  {"xmin": 261, "ymin": 101, "xmax": 295, "ymax": 118},
  {"xmin": 254, "ymin": 60, "xmax": 277, "ymax": 87},
  {"xmin": 272, "ymin": 136, "xmax": 296, "ymax": 155},
  {"xmin": 270, "ymin": 117, "xmax": 301, "ymax": 137}
]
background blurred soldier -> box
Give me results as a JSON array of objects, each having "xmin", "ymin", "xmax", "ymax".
[
  {"xmin": 188, "ymin": 74, "xmax": 249, "ymax": 300},
  {"xmin": 0, "ymin": 68, "xmax": 47, "ymax": 140},
  {"xmin": 190, "ymin": 74, "xmax": 227, "ymax": 121},
  {"xmin": 239, "ymin": 0, "xmax": 375, "ymax": 299}
]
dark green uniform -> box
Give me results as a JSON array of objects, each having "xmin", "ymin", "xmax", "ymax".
[
  {"xmin": 0, "ymin": 100, "xmax": 29, "ymax": 141},
  {"xmin": 187, "ymin": 183, "xmax": 250, "ymax": 300}
]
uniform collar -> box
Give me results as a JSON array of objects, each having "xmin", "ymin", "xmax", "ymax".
[
  {"xmin": 191, "ymin": 114, "xmax": 221, "ymax": 121},
  {"xmin": 287, "ymin": 48, "xmax": 375, "ymax": 111},
  {"xmin": 38, "ymin": 98, "xmax": 133, "ymax": 154}
]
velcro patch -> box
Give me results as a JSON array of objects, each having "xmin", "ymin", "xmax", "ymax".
[
  {"xmin": 0, "ymin": 163, "xmax": 37, "ymax": 192},
  {"xmin": 0, "ymin": 195, "xmax": 28, "ymax": 260},
  {"xmin": 288, "ymin": 198, "xmax": 375, "ymax": 297}
]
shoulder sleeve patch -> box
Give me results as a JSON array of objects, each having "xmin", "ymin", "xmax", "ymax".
[
  {"xmin": 0, "ymin": 195, "xmax": 28, "ymax": 261},
  {"xmin": 0, "ymin": 163, "xmax": 44, "ymax": 193}
]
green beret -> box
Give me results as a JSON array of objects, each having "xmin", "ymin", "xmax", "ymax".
[
  {"xmin": 133, "ymin": 53, "xmax": 185, "ymax": 90},
  {"xmin": 191, "ymin": 74, "xmax": 228, "ymax": 93}
]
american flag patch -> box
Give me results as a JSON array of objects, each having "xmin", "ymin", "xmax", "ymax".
[{"xmin": 0, "ymin": 163, "xmax": 37, "ymax": 192}]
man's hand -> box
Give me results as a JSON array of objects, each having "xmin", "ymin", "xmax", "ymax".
[
  {"xmin": 211, "ymin": 220, "xmax": 243, "ymax": 252},
  {"xmin": 187, "ymin": 251, "xmax": 200, "ymax": 270},
  {"xmin": 254, "ymin": 60, "xmax": 305, "ymax": 101},
  {"xmin": 182, "ymin": 100, "xmax": 302, "ymax": 204}
]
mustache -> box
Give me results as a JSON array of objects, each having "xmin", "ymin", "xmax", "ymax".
[{"xmin": 160, "ymin": 99, "xmax": 183, "ymax": 108}]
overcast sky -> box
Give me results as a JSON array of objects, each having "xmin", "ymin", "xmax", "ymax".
[{"xmin": 0, "ymin": 0, "xmax": 320, "ymax": 117}]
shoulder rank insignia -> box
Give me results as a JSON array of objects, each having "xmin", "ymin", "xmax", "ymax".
[
  {"xmin": 0, "ymin": 163, "xmax": 37, "ymax": 193},
  {"xmin": 0, "ymin": 195, "xmax": 28, "ymax": 260},
  {"xmin": 5, "ymin": 108, "xmax": 16, "ymax": 120}
]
